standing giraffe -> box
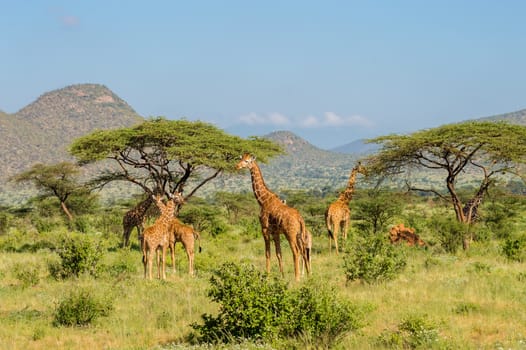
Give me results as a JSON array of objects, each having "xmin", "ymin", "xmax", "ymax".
[
  {"xmin": 236, "ymin": 153, "xmax": 311, "ymax": 282},
  {"xmin": 167, "ymin": 217, "xmax": 201, "ymax": 276},
  {"xmin": 325, "ymin": 162, "xmax": 367, "ymax": 254},
  {"xmin": 122, "ymin": 196, "xmax": 154, "ymax": 248},
  {"xmin": 142, "ymin": 192, "xmax": 184, "ymax": 280}
]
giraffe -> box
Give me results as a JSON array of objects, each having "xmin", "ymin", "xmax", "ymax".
[
  {"xmin": 325, "ymin": 162, "xmax": 367, "ymax": 254},
  {"xmin": 462, "ymin": 195, "xmax": 484, "ymax": 224},
  {"xmin": 142, "ymin": 192, "xmax": 184, "ymax": 280},
  {"xmin": 122, "ymin": 195, "xmax": 154, "ymax": 248},
  {"xmin": 167, "ymin": 218, "xmax": 201, "ymax": 276},
  {"xmin": 236, "ymin": 153, "xmax": 311, "ymax": 281}
]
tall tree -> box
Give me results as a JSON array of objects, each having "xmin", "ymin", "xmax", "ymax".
[
  {"xmin": 69, "ymin": 117, "xmax": 283, "ymax": 205},
  {"xmin": 12, "ymin": 162, "xmax": 83, "ymax": 220},
  {"xmin": 365, "ymin": 121, "xmax": 526, "ymax": 247}
]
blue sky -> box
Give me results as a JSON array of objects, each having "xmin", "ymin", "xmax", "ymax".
[{"xmin": 2, "ymin": 1, "xmax": 526, "ymax": 149}]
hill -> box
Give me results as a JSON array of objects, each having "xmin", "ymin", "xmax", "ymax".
[
  {"xmin": 0, "ymin": 84, "xmax": 143, "ymax": 181},
  {"xmin": 329, "ymin": 139, "xmax": 380, "ymax": 155},
  {"xmin": 477, "ymin": 108, "xmax": 526, "ymax": 125},
  {"xmin": 0, "ymin": 84, "xmax": 144, "ymax": 205}
]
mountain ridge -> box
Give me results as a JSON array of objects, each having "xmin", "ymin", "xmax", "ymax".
[{"xmin": 1, "ymin": 83, "xmax": 525, "ymax": 205}]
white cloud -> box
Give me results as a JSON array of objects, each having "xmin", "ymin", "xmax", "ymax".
[
  {"xmin": 239, "ymin": 112, "xmax": 290, "ymax": 126},
  {"xmin": 299, "ymin": 112, "xmax": 374, "ymax": 128},
  {"xmin": 239, "ymin": 112, "xmax": 374, "ymax": 129}
]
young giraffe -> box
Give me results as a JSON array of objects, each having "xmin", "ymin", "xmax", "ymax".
[
  {"xmin": 236, "ymin": 153, "xmax": 311, "ymax": 282},
  {"xmin": 142, "ymin": 192, "xmax": 183, "ymax": 280},
  {"xmin": 325, "ymin": 162, "xmax": 367, "ymax": 254},
  {"xmin": 122, "ymin": 195, "xmax": 154, "ymax": 248},
  {"xmin": 167, "ymin": 218, "xmax": 201, "ymax": 276}
]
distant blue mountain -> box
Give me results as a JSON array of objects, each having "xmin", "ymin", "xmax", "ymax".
[{"xmin": 329, "ymin": 139, "xmax": 380, "ymax": 155}]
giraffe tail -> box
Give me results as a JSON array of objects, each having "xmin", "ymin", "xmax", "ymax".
[{"xmin": 194, "ymin": 230, "xmax": 202, "ymax": 253}]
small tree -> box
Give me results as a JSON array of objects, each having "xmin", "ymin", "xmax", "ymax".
[
  {"xmin": 366, "ymin": 121, "xmax": 526, "ymax": 249},
  {"xmin": 11, "ymin": 162, "xmax": 85, "ymax": 221},
  {"xmin": 352, "ymin": 189, "xmax": 404, "ymax": 235}
]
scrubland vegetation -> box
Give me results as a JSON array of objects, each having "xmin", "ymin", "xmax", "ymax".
[{"xmin": 1, "ymin": 188, "xmax": 525, "ymax": 350}]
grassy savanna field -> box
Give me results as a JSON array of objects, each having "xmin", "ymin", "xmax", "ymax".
[{"xmin": 0, "ymin": 195, "xmax": 526, "ymax": 350}]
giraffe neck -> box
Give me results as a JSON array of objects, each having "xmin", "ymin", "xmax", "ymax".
[
  {"xmin": 136, "ymin": 196, "xmax": 153, "ymax": 216},
  {"xmin": 155, "ymin": 200, "xmax": 175, "ymax": 227},
  {"xmin": 338, "ymin": 169, "xmax": 358, "ymax": 203},
  {"xmin": 249, "ymin": 162, "xmax": 278, "ymax": 207}
]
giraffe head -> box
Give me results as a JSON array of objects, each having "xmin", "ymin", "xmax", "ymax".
[
  {"xmin": 152, "ymin": 194, "xmax": 176, "ymax": 217},
  {"xmin": 354, "ymin": 161, "xmax": 368, "ymax": 176},
  {"xmin": 168, "ymin": 191, "xmax": 185, "ymax": 206},
  {"xmin": 236, "ymin": 153, "xmax": 256, "ymax": 170}
]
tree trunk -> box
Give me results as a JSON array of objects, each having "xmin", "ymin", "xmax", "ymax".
[{"xmin": 61, "ymin": 201, "xmax": 74, "ymax": 221}]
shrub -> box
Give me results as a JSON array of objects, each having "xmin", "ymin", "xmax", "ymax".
[
  {"xmin": 53, "ymin": 288, "xmax": 113, "ymax": 327},
  {"xmin": 0, "ymin": 211, "xmax": 10, "ymax": 235},
  {"xmin": 343, "ymin": 235, "xmax": 407, "ymax": 284},
  {"xmin": 377, "ymin": 314, "xmax": 440, "ymax": 349},
  {"xmin": 501, "ymin": 236, "xmax": 526, "ymax": 262},
  {"xmin": 352, "ymin": 190, "xmax": 404, "ymax": 234},
  {"xmin": 283, "ymin": 282, "xmax": 364, "ymax": 349},
  {"xmin": 49, "ymin": 234, "xmax": 104, "ymax": 279},
  {"xmin": 429, "ymin": 216, "xmax": 465, "ymax": 254},
  {"xmin": 13, "ymin": 262, "xmax": 40, "ymax": 288},
  {"xmin": 191, "ymin": 262, "xmax": 364, "ymax": 347},
  {"xmin": 398, "ymin": 314, "xmax": 440, "ymax": 348},
  {"xmin": 453, "ymin": 302, "xmax": 480, "ymax": 315},
  {"xmin": 192, "ymin": 262, "xmax": 288, "ymax": 343}
]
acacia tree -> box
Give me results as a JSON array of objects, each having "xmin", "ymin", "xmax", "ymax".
[
  {"xmin": 12, "ymin": 162, "xmax": 84, "ymax": 221},
  {"xmin": 69, "ymin": 117, "xmax": 282, "ymax": 207},
  {"xmin": 365, "ymin": 121, "xmax": 526, "ymax": 248}
]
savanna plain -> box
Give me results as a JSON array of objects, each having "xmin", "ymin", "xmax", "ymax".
[{"xmin": 0, "ymin": 190, "xmax": 525, "ymax": 350}]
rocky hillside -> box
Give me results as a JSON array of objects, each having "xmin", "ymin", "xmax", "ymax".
[
  {"xmin": 478, "ymin": 108, "xmax": 526, "ymax": 125},
  {"xmin": 0, "ymin": 84, "xmax": 143, "ymax": 182}
]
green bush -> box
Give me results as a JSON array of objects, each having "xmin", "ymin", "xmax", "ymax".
[
  {"xmin": 53, "ymin": 288, "xmax": 113, "ymax": 327},
  {"xmin": 501, "ymin": 236, "xmax": 526, "ymax": 262},
  {"xmin": 284, "ymin": 282, "xmax": 364, "ymax": 349},
  {"xmin": 13, "ymin": 262, "xmax": 40, "ymax": 288},
  {"xmin": 398, "ymin": 314, "xmax": 440, "ymax": 349},
  {"xmin": 377, "ymin": 314, "xmax": 440, "ymax": 349},
  {"xmin": 191, "ymin": 262, "xmax": 364, "ymax": 348},
  {"xmin": 0, "ymin": 211, "xmax": 10, "ymax": 235},
  {"xmin": 343, "ymin": 235, "xmax": 407, "ymax": 284},
  {"xmin": 48, "ymin": 235, "xmax": 104, "ymax": 279},
  {"xmin": 429, "ymin": 216, "xmax": 465, "ymax": 254}
]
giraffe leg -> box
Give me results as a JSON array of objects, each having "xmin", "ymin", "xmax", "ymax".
[
  {"xmin": 263, "ymin": 234, "xmax": 272, "ymax": 275},
  {"xmin": 161, "ymin": 246, "xmax": 167, "ymax": 280},
  {"xmin": 147, "ymin": 248, "xmax": 154, "ymax": 280},
  {"xmin": 185, "ymin": 240, "xmax": 194, "ymax": 276},
  {"xmin": 142, "ymin": 245, "xmax": 148, "ymax": 279},
  {"xmin": 333, "ymin": 225, "xmax": 339, "ymax": 255},
  {"xmin": 289, "ymin": 233, "xmax": 303, "ymax": 281},
  {"xmin": 123, "ymin": 226, "xmax": 132, "ymax": 248},
  {"xmin": 342, "ymin": 219, "xmax": 349, "ymax": 240},
  {"xmin": 170, "ymin": 241, "xmax": 176, "ymax": 273},
  {"xmin": 273, "ymin": 234, "xmax": 284, "ymax": 278},
  {"xmin": 292, "ymin": 248, "xmax": 300, "ymax": 282}
]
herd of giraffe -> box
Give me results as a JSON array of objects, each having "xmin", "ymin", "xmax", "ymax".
[{"xmin": 122, "ymin": 153, "xmax": 367, "ymax": 281}]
